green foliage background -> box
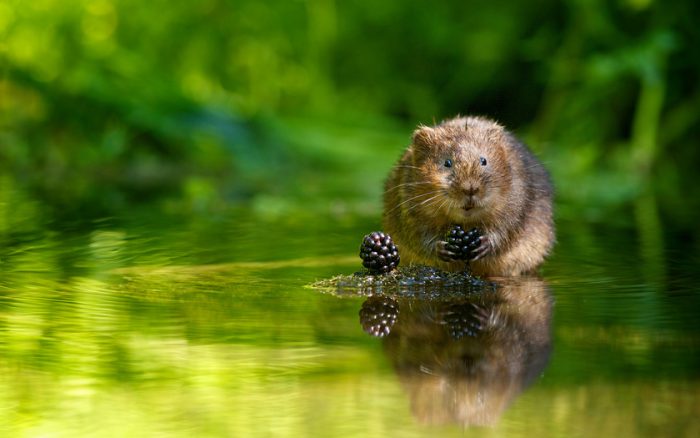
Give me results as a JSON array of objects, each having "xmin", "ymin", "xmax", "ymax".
[{"xmin": 1, "ymin": 0, "xmax": 698, "ymax": 227}]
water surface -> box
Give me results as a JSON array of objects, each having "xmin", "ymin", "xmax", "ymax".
[{"xmin": 0, "ymin": 204, "xmax": 698, "ymax": 437}]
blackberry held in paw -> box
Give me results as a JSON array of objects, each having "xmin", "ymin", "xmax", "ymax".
[
  {"xmin": 443, "ymin": 225, "xmax": 483, "ymax": 261},
  {"xmin": 383, "ymin": 116, "xmax": 555, "ymax": 276},
  {"xmin": 359, "ymin": 231, "xmax": 400, "ymax": 274}
]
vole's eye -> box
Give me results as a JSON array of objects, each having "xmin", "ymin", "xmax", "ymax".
[
  {"xmin": 479, "ymin": 157, "xmax": 487, "ymax": 166},
  {"xmin": 444, "ymin": 159, "xmax": 453, "ymax": 168}
]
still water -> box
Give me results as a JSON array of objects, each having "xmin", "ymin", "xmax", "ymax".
[{"xmin": 0, "ymin": 202, "xmax": 698, "ymax": 437}]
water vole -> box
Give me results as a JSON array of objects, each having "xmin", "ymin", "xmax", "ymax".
[{"xmin": 382, "ymin": 116, "xmax": 555, "ymax": 277}]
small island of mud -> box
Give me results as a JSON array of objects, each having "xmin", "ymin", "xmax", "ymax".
[{"xmin": 308, "ymin": 265, "xmax": 496, "ymax": 300}]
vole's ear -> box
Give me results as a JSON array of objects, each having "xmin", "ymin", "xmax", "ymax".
[
  {"xmin": 412, "ymin": 126, "xmax": 434, "ymax": 146},
  {"xmin": 411, "ymin": 126, "xmax": 435, "ymax": 159}
]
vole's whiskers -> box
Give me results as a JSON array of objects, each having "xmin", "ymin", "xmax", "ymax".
[
  {"xmin": 436, "ymin": 197, "xmax": 450, "ymax": 213},
  {"xmin": 405, "ymin": 192, "xmax": 444, "ymax": 213},
  {"xmin": 384, "ymin": 190, "xmax": 442, "ymax": 215},
  {"xmin": 383, "ymin": 181, "xmax": 433, "ymax": 194},
  {"xmin": 521, "ymin": 163, "xmax": 550, "ymax": 171}
]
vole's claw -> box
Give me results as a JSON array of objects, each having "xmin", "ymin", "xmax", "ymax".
[
  {"xmin": 469, "ymin": 236, "xmax": 491, "ymax": 261},
  {"xmin": 437, "ymin": 240, "xmax": 458, "ymax": 261}
]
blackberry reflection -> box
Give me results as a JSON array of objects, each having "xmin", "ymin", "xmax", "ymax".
[{"xmin": 358, "ymin": 278, "xmax": 552, "ymax": 427}]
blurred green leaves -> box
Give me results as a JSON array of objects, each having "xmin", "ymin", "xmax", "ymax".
[{"xmin": 0, "ymin": 0, "xmax": 698, "ymax": 225}]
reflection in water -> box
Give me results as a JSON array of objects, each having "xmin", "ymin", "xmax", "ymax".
[{"xmin": 359, "ymin": 277, "xmax": 552, "ymax": 427}]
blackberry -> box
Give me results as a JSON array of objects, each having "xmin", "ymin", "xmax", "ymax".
[
  {"xmin": 445, "ymin": 225, "xmax": 482, "ymax": 260},
  {"xmin": 359, "ymin": 296, "xmax": 399, "ymax": 337},
  {"xmin": 359, "ymin": 231, "xmax": 400, "ymax": 274}
]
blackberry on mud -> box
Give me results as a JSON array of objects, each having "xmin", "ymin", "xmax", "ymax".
[{"xmin": 359, "ymin": 231, "xmax": 400, "ymax": 274}]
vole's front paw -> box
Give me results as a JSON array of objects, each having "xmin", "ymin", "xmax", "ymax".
[
  {"xmin": 437, "ymin": 240, "xmax": 458, "ymax": 261},
  {"xmin": 469, "ymin": 235, "xmax": 492, "ymax": 261}
]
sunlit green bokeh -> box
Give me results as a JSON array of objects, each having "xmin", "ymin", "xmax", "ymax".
[{"xmin": 1, "ymin": 0, "xmax": 698, "ymax": 222}]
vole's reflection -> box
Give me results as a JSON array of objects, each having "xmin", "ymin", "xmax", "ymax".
[{"xmin": 358, "ymin": 277, "xmax": 552, "ymax": 427}]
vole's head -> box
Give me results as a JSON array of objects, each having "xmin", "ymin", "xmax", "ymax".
[{"xmin": 409, "ymin": 116, "xmax": 512, "ymax": 222}]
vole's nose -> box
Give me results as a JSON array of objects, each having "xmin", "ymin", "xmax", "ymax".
[{"xmin": 463, "ymin": 185, "xmax": 479, "ymax": 197}]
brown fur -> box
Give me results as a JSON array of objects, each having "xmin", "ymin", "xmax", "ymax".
[{"xmin": 383, "ymin": 116, "xmax": 555, "ymax": 276}]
